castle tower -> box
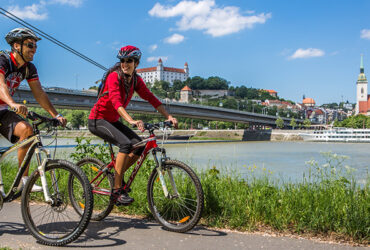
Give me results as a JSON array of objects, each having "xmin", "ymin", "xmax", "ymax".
[
  {"xmin": 184, "ymin": 62, "xmax": 189, "ymax": 75},
  {"xmin": 157, "ymin": 58, "xmax": 163, "ymax": 81},
  {"xmin": 356, "ymin": 54, "xmax": 368, "ymax": 114}
]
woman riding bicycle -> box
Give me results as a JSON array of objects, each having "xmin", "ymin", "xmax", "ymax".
[{"xmin": 88, "ymin": 45, "xmax": 178, "ymax": 206}]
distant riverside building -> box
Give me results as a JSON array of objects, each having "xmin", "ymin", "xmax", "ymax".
[
  {"xmin": 302, "ymin": 97, "xmax": 316, "ymax": 107},
  {"xmin": 193, "ymin": 89, "xmax": 229, "ymax": 99},
  {"xmin": 263, "ymin": 89, "xmax": 278, "ymax": 97},
  {"xmin": 180, "ymin": 85, "xmax": 192, "ymax": 103},
  {"xmin": 136, "ymin": 58, "xmax": 189, "ymax": 85},
  {"xmin": 355, "ymin": 55, "xmax": 370, "ymax": 115}
]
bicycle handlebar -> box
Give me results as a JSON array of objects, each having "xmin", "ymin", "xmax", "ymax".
[
  {"xmin": 27, "ymin": 111, "xmax": 61, "ymax": 127},
  {"xmin": 11, "ymin": 108, "xmax": 61, "ymax": 127}
]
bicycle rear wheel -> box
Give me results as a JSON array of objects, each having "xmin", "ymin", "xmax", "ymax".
[
  {"xmin": 21, "ymin": 160, "xmax": 93, "ymax": 246},
  {"xmin": 72, "ymin": 157, "xmax": 114, "ymax": 221},
  {"xmin": 147, "ymin": 160, "xmax": 204, "ymax": 233}
]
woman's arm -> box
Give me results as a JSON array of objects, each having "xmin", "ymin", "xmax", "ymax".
[{"xmin": 156, "ymin": 104, "xmax": 178, "ymax": 128}]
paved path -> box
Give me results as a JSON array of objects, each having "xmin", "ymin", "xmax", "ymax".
[{"xmin": 0, "ymin": 202, "xmax": 365, "ymax": 250}]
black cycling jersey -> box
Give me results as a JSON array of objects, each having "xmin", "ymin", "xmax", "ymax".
[{"xmin": 0, "ymin": 52, "xmax": 38, "ymax": 107}]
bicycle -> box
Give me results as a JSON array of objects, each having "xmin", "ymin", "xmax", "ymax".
[
  {"xmin": 0, "ymin": 110, "xmax": 93, "ymax": 246},
  {"xmin": 71, "ymin": 121, "xmax": 204, "ymax": 233}
]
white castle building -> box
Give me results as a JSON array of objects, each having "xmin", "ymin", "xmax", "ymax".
[{"xmin": 136, "ymin": 58, "xmax": 189, "ymax": 85}]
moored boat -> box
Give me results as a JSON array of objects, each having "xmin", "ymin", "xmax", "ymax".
[{"xmin": 300, "ymin": 128, "xmax": 370, "ymax": 142}]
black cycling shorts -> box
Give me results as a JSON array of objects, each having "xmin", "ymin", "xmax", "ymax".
[
  {"xmin": 88, "ymin": 119, "xmax": 144, "ymax": 155},
  {"xmin": 0, "ymin": 109, "xmax": 26, "ymax": 143}
]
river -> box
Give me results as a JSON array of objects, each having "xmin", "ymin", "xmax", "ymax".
[{"xmin": 1, "ymin": 137, "xmax": 369, "ymax": 184}]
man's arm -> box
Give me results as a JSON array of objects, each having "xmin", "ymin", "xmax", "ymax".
[
  {"xmin": 28, "ymin": 80, "xmax": 67, "ymax": 126},
  {"xmin": 0, "ymin": 74, "xmax": 28, "ymax": 115}
]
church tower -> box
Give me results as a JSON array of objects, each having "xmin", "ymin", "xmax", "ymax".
[{"xmin": 356, "ymin": 55, "xmax": 368, "ymax": 114}]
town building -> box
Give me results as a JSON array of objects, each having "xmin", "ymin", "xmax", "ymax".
[
  {"xmin": 180, "ymin": 85, "xmax": 192, "ymax": 103},
  {"xmin": 192, "ymin": 89, "xmax": 229, "ymax": 99},
  {"xmin": 263, "ymin": 89, "xmax": 278, "ymax": 97},
  {"xmin": 355, "ymin": 55, "xmax": 370, "ymax": 115},
  {"xmin": 136, "ymin": 58, "xmax": 189, "ymax": 85},
  {"xmin": 302, "ymin": 97, "xmax": 316, "ymax": 107}
]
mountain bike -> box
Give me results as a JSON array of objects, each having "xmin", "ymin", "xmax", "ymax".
[
  {"xmin": 0, "ymin": 110, "xmax": 93, "ymax": 246},
  {"xmin": 71, "ymin": 121, "xmax": 204, "ymax": 233}
]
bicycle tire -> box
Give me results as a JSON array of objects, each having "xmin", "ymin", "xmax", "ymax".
[
  {"xmin": 21, "ymin": 160, "xmax": 93, "ymax": 246},
  {"xmin": 73, "ymin": 157, "xmax": 115, "ymax": 221},
  {"xmin": 147, "ymin": 159, "xmax": 204, "ymax": 233}
]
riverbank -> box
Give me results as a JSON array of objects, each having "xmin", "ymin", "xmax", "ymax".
[{"xmin": 55, "ymin": 129, "xmax": 307, "ymax": 141}]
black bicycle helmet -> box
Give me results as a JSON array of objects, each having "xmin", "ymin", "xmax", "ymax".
[{"xmin": 5, "ymin": 27, "xmax": 41, "ymax": 45}]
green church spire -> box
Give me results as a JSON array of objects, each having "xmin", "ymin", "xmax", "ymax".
[{"xmin": 358, "ymin": 54, "xmax": 367, "ymax": 81}]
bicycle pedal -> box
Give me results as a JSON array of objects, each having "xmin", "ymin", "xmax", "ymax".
[{"xmin": 115, "ymin": 199, "xmax": 134, "ymax": 206}]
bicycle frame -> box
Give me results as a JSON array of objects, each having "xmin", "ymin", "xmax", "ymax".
[
  {"xmin": 91, "ymin": 128, "xmax": 175, "ymax": 198},
  {"xmin": 0, "ymin": 130, "xmax": 55, "ymax": 203}
]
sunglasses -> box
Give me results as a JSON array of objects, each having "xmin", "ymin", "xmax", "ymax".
[
  {"xmin": 120, "ymin": 58, "xmax": 134, "ymax": 64},
  {"xmin": 24, "ymin": 42, "xmax": 37, "ymax": 49}
]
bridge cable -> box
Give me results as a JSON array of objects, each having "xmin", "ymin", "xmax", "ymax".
[{"xmin": 0, "ymin": 7, "xmax": 108, "ymax": 71}]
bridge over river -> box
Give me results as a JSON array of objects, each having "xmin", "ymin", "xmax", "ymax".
[{"xmin": 13, "ymin": 86, "xmax": 304, "ymax": 127}]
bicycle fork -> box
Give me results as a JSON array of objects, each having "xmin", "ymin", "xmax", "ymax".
[
  {"xmin": 153, "ymin": 149, "xmax": 179, "ymax": 199},
  {"xmin": 35, "ymin": 148, "xmax": 57, "ymax": 204}
]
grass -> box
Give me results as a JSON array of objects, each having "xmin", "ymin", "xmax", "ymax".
[{"xmin": 1, "ymin": 148, "xmax": 368, "ymax": 244}]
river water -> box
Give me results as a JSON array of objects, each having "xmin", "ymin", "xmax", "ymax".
[{"xmin": 1, "ymin": 137, "xmax": 369, "ymax": 184}]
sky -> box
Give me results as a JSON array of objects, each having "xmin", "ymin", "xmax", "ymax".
[{"xmin": 1, "ymin": 0, "xmax": 370, "ymax": 105}]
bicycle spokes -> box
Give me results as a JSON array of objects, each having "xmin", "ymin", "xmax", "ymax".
[{"xmin": 148, "ymin": 160, "xmax": 204, "ymax": 232}]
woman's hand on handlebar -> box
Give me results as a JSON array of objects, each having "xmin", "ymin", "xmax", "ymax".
[
  {"xmin": 131, "ymin": 120, "xmax": 145, "ymax": 132},
  {"xmin": 10, "ymin": 103, "xmax": 28, "ymax": 117},
  {"xmin": 167, "ymin": 115, "xmax": 178, "ymax": 129}
]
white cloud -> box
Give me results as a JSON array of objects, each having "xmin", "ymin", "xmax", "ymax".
[
  {"xmin": 6, "ymin": 0, "xmax": 83, "ymax": 21},
  {"xmin": 360, "ymin": 29, "xmax": 370, "ymax": 40},
  {"xmin": 164, "ymin": 33, "xmax": 185, "ymax": 44},
  {"xmin": 50, "ymin": 0, "xmax": 84, "ymax": 7},
  {"xmin": 290, "ymin": 48, "xmax": 325, "ymax": 59},
  {"xmin": 149, "ymin": 0, "xmax": 271, "ymax": 37},
  {"xmin": 7, "ymin": 4, "xmax": 48, "ymax": 20},
  {"xmin": 147, "ymin": 56, "xmax": 168, "ymax": 63},
  {"xmin": 149, "ymin": 44, "xmax": 158, "ymax": 52}
]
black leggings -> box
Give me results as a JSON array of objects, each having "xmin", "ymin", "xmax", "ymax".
[{"xmin": 88, "ymin": 119, "xmax": 144, "ymax": 155}]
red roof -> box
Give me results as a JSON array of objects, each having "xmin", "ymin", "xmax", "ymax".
[
  {"xmin": 181, "ymin": 85, "xmax": 192, "ymax": 91},
  {"xmin": 303, "ymin": 98, "xmax": 315, "ymax": 104},
  {"xmin": 137, "ymin": 67, "xmax": 156, "ymax": 73},
  {"xmin": 164, "ymin": 67, "xmax": 185, "ymax": 73},
  {"xmin": 314, "ymin": 109, "xmax": 324, "ymax": 115},
  {"xmin": 265, "ymin": 89, "xmax": 277, "ymax": 93},
  {"xmin": 136, "ymin": 66, "xmax": 185, "ymax": 74},
  {"xmin": 359, "ymin": 101, "xmax": 368, "ymax": 114}
]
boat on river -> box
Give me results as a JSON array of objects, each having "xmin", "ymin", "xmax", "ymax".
[{"xmin": 300, "ymin": 128, "xmax": 370, "ymax": 142}]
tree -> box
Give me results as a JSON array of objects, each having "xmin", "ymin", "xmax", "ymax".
[
  {"xmin": 289, "ymin": 117, "xmax": 297, "ymax": 129},
  {"xmin": 275, "ymin": 117, "xmax": 284, "ymax": 129},
  {"xmin": 68, "ymin": 110, "xmax": 86, "ymax": 129},
  {"xmin": 303, "ymin": 118, "xmax": 311, "ymax": 128},
  {"xmin": 173, "ymin": 80, "xmax": 185, "ymax": 91}
]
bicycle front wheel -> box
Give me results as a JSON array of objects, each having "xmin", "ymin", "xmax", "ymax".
[
  {"xmin": 21, "ymin": 160, "xmax": 93, "ymax": 246},
  {"xmin": 72, "ymin": 157, "xmax": 114, "ymax": 221},
  {"xmin": 147, "ymin": 160, "xmax": 204, "ymax": 233}
]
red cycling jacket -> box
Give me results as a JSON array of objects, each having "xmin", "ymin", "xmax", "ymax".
[{"xmin": 89, "ymin": 71, "xmax": 162, "ymax": 122}]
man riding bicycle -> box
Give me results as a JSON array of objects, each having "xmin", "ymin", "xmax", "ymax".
[
  {"xmin": 88, "ymin": 45, "xmax": 178, "ymax": 206},
  {"xmin": 0, "ymin": 27, "xmax": 67, "ymax": 191}
]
